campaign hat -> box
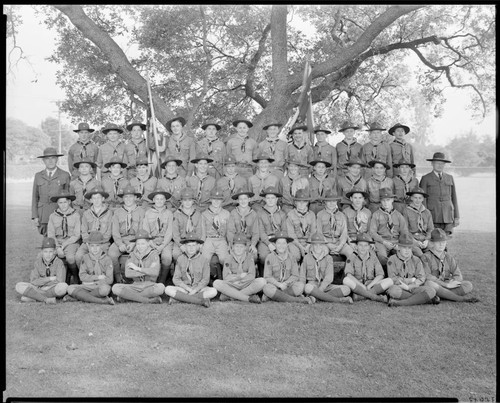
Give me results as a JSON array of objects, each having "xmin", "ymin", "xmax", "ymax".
[
  {"xmin": 309, "ymin": 159, "xmax": 332, "ymax": 168},
  {"xmin": 223, "ymin": 155, "xmax": 238, "ymax": 165},
  {"xmin": 351, "ymin": 233, "xmax": 375, "ymax": 244},
  {"xmin": 285, "ymin": 156, "xmax": 308, "ymax": 168},
  {"xmin": 388, "ymin": 123, "xmax": 410, "ymax": 135},
  {"xmin": 346, "ymin": 187, "xmax": 369, "ymax": 199},
  {"xmin": 131, "ymin": 229, "xmax": 153, "ymax": 242},
  {"xmin": 397, "ymin": 233, "xmax": 414, "ymax": 248},
  {"xmin": 84, "ymin": 186, "xmax": 109, "ymax": 200},
  {"xmin": 104, "ymin": 157, "xmax": 128, "ymax": 169},
  {"xmin": 39, "ymin": 237, "xmax": 57, "ymax": 249},
  {"xmin": 148, "ymin": 189, "xmax": 172, "ymax": 201},
  {"xmin": 366, "ymin": 121, "xmax": 386, "ymax": 131},
  {"xmin": 118, "ymin": 185, "xmax": 141, "ymax": 198},
  {"xmin": 232, "ymin": 119, "xmax": 253, "ymax": 128},
  {"xmin": 263, "ymin": 122, "xmax": 282, "ymax": 130},
  {"xmin": 231, "ymin": 187, "xmax": 255, "ymax": 200},
  {"xmin": 406, "ymin": 187, "xmax": 429, "ymax": 198},
  {"xmin": 37, "ymin": 147, "xmax": 63, "ymax": 159},
  {"xmin": 161, "ymin": 155, "xmax": 183, "ymax": 168},
  {"xmin": 102, "ymin": 123, "xmax": 124, "ymax": 134},
  {"xmin": 253, "ymin": 153, "xmax": 275, "ymax": 163},
  {"xmin": 50, "ymin": 193, "xmax": 76, "ymax": 203},
  {"xmin": 430, "ymin": 228, "xmax": 452, "ymax": 242},
  {"xmin": 321, "ymin": 189, "xmax": 341, "ymax": 201},
  {"xmin": 233, "ymin": 233, "xmax": 249, "ymax": 245},
  {"xmin": 135, "ymin": 156, "xmax": 151, "ymax": 166},
  {"xmin": 191, "ymin": 154, "xmax": 214, "ymax": 164},
  {"xmin": 269, "ymin": 230, "xmax": 294, "ymax": 243},
  {"xmin": 367, "ymin": 159, "xmax": 391, "ymax": 170},
  {"xmin": 166, "ymin": 116, "xmax": 186, "ymax": 132},
  {"xmin": 393, "ymin": 158, "xmax": 416, "ymax": 168},
  {"xmin": 314, "ymin": 127, "xmax": 332, "ymax": 135},
  {"xmin": 379, "ymin": 187, "xmax": 396, "ymax": 199},
  {"xmin": 126, "ymin": 121, "xmax": 146, "ymax": 131},
  {"xmin": 179, "ymin": 188, "xmax": 196, "ymax": 200},
  {"xmin": 209, "ymin": 187, "xmax": 225, "ymax": 200},
  {"xmin": 338, "ymin": 121, "xmax": 360, "ymax": 132},
  {"xmin": 201, "ymin": 122, "xmax": 222, "ymax": 131},
  {"xmin": 426, "ymin": 152, "xmax": 451, "ymax": 163},
  {"xmin": 260, "ymin": 186, "xmax": 282, "ymax": 198},
  {"xmin": 344, "ymin": 156, "xmax": 368, "ymax": 168},
  {"xmin": 293, "ymin": 188, "xmax": 312, "ymax": 201},
  {"xmin": 73, "ymin": 158, "xmax": 97, "ymax": 169},
  {"xmin": 307, "ymin": 232, "xmax": 327, "ymax": 244},
  {"xmin": 180, "ymin": 232, "xmax": 204, "ymax": 245},
  {"xmin": 73, "ymin": 122, "xmax": 95, "ymax": 133},
  {"xmin": 288, "ymin": 124, "xmax": 308, "ymax": 135},
  {"xmin": 87, "ymin": 231, "xmax": 107, "ymax": 244}
]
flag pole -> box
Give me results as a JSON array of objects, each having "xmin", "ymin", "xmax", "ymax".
[{"xmin": 146, "ymin": 77, "xmax": 162, "ymax": 178}]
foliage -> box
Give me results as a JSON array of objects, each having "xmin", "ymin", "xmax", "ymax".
[
  {"xmin": 6, "ymin": 117, "xmax": 51, "ymax": 161},
  {"xmin": 40, "ymin": 116, "xmax": 78, "ymax": 152}
]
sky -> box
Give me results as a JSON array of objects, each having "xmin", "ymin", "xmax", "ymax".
[{"xmin": 5, "ymin": 5, "xmax": 497, "ymax": 147}]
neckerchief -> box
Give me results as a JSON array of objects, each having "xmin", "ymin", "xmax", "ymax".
[
  {"xmin": 236, "ymin": 206, "xmax": 252, "ymax": 233},
  {"xmin": 131, "ymin": 138, "xmax": 144, "ymax": 157},
  {"xmin": 230, "ymin": 252, "xmax": 248, "ymax": 275},
  {"xmin": 173, "ymin": 133, "xmax": 185, "ymax": 154},
  {"xmin": 266, "ymin": 138, "xmax": 279, "ymax": 155},
  {"xmin": 89, "ymin": 251, "xmax": 107, "ymax": 276},
  {"xmin": 195, "ymin": 174, "xmax": 209, "ymax": 201},
  {"xmin": 256, "ymin": 171, "xmax": 271, "ymax": 192},
  {"xmin": 407, "ymin": 204, "xmax": 426, "ymax": 233},
  {"xmin": 238, "ymin": 135, "xmax": 248, "ymax": 153},
  {"xmin": 372, "ymin": 175, "xmax": 386, "ymax": 184},
  {"xmin": 112, "ymin": 176, "xmax": 122, "ymax": 197},
  {"xmin": 379, "ymin": 207, "xmax": 395, "ymax": 232},
  {"xmin": 185, "ymin": 251, "xmax": 201, "ymax": 285},
  {"xmin": 122, "ymin": 205, "xmax": 138, "ymax": 234},
  {"xmin": 353, "ymin": 206, "xmax": 367, "ymax": 233},
  {"xmin": 42, "ymin": 255, "xmax": 57, "ymax": 277},
  {"xmin": 429, "ymin": 250, "xmax": 446, "ymax": 280},
  {"xmin": 152, "ymin": 207, "xmax": 166, "ymax": 235},
  {"xmin": 263, "ymin": 205, "xmax": 281, "ymax": 232},
  {"xmin": 325, "ymin": 207, "xmax": 339, "ymax": 236},
  {"xmin": 311, "ymin": 248, "xmax": 328, "ymax": 283},
  {"xmin": 352, "ymin": 251, "xmax": 369, "ymax": 283},
  {"xmin": 208, "ymin": 206, "xmax": 222, "ymax": 236},
  {"xmin": 78, "ymin": 140, "xmax": 92, "ymax": 160},
  {"xmin": 345, "ymin": 174, "xmax": 362, "ymax": 189},
  {"xmin": 132, "ymin": 247, "xmax": 154, "ymax": 281},
  {"xmin": 90, "ymin": 205, "xmax": 109, "ymax": 231},
  {"xmin": 164, "ymin": 174, "xmax": 178, "ymax": 193},
  {"xmin": 342, "ymin": 139, "xmax": 356, "ymax": 161},
  {"xmin": 54, "ymin": 208, "xmax": 75, "ymax": 238},
  {"xmin": 394, "ymin": 139, "xmax": 411, "ymax": 161},
  {"xmin": 313, "ymin": 173, "xmax": 327, "ymax": 196},
  {"xmin": 295, "ymin": 208, "xmax": 309, "ymax": 236},
  {"xmin": 397, "ymin": 174, "xmax": 414, "ymax": 197},
  {"xmin": 276, "ymin": 252, "xmax": 289, "ymax": 282},
  {"xmin": 395, "ymin": 253, "xmax": 412, "ymax": 278},
  {"xmin": 370, "ymin": 142, "xmax": 379, "ymax": 159},
  {"xmin": 179, "ymin": 208, "xmax": 196, "ymax": 233},
  {"xmin": 136, "ymin": 175, "xmax": 151, "ymax": 196},
  {"xmin": 206, "ymin": 138, "xmax": 217, "ymax": 155},
  {"xmin": 287, "ymin": 174, "xmax": 301, "ymax": 197},
  {"xmin": 293, "ymin": 142, "xmax": 305, "ymax": 151},
  {"xmin": 108, "ymin": 140, "xmax": 121, "ymax": 158},
  {"xmin": 225, "ymin": 173, "xmax": 237, "ymax": 192}
]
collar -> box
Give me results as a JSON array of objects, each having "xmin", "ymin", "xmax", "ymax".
[
  {"xmin": 353, "ymin": 251, "xmax": 370, "ymax": 262},
  {"xmin": 395, "ymin": 252, "xmax": 412, "ymax": 264},
  {"xmin": 122, "ymin": 204, "xmax": 138, "ymax": 213},
  {"xmin": 371, "ymin": 175, "xmax": 386, "ymax": 183},
  {"xmin": 370, "ymin": 140, "xmax": 382, "ymax": 146},
  {"xmin": 179, "ymin": 207, "xmax": 195, "ymax": 216},
  {"xmin": 380, "ymin": 206, "xmax": 394, "ymax": 214},
  {"xmin": 313, "ymin": 173, "xmax": 327, "ymax": 181},
  {"xmin": 89, "ymin": 251, "xmax": 107, "ymax": 261},
  {"xmin": 266, "ymin": 137, "xmax": 279, "ymax": 143},
  {"xmin": 236, "ymin": 206, "xmax": 252, "ymax": 215},
  {"xmin": 394, "ymin": 139, "xmax": 406, "ymax": 145},
  {"xmin": 77, "ymin": 140, "xmax": 92, "ymax": 146},
  {"xmin": 263, "ymin": 205, "xmax": 279, "ymax": 214},
  {"xmin": 256, "ymin": 171, "xmax": 271, "ymax": 179},
  {"xmin": 342, "ymin": 138, "xmax": 356, "ymax": 145},
  {"xmin": 408, "ymin": 203, "xmax": 425, "ymax": 213},
  {"xmin": 433, "ymin": 171, "xmax": 444, "ymax": 177},
  {"xmin": 172, "ymin": 133, "xmax": 185, "ymax": 142},
  {"xmin": 56, "ymin": 208, "xmax": 75, "ymax": 216},
  {"xmin": 208, "ymin": 206, "xmax": 222, "ymax": 215},
  {"xmin": 311, "ymin": 248, "xmax": 328, "ymax": 261},
  {"xmin": 295, "ymin": 208, "xmax": 308, "ymax": 216},
  {"xmin": 165, "ymin": 173, "xmax": 178, "ymax": 180},
  {"xmin": 186, "ymin": 251, "xmax": 201, "ymax": 260},
  {"xmin": 293, "ymin": 142, "xmax": 305, "ymax": 149},
  {"xmin": 133, "ymin": 246, "xmax": 154, "ymax": 260}
]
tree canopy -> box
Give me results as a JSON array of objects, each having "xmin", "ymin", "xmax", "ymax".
[{"xmin": 26, "ymin": 4, "xmax": 495, "ymax": 141}]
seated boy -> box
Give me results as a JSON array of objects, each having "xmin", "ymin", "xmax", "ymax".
[
  {"xmin": 343, "ymin": 188, "xmax": 371, "ymax": 244},
  {"xmin": 402, "ymin": 187, "xmax": 434, "ymax": 257},
  {"xmin": 389, "ymin": 123, "xmax": 415, "ymax": 177},
  {"xmin": 285, "ymin": 189, "xmax": 317, "ymax": 260}
]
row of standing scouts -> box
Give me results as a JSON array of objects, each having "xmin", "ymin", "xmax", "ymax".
[{"xmin": 19, "ymin": 117, "xmax": 477, "ymax": 307}]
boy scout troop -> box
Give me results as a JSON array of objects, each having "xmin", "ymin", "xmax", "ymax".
[{"xmin": 22, "ymin": 119, "xmax": 477, "ymax": 308}]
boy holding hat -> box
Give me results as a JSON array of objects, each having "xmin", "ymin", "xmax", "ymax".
[
  {"xmin": 124, "ymin": 121, "xmax": 150, "ymax": 179},
  {"xmin": 226, "ymin": 119, "xmax": 258, "ymax": 179},
  {"xmin": 69, "ymin": 159, "xmax": 100, "ymax": 214},
  {"xmin": 108, "ymin": 185, "xmax": 146, "ymax": 283},
  {"xmin": 402, "ymin": 187, "xmax": 434, "ymax": 257},
  {"xmin": 303, "ymin": 232, "xmax": 353, "ymax": 304},
  {"xmin": 392, "ymin": 158, "xmax": 419, "ymax": 214},
  {"xmin": 369, "ymin": 187, "xmax": 409, "ymax": 268},
  {"xmin": 386, "ymin": 233, "xmax": 438, "ymax": 307},
  {"xmin": 285, "ymin": 125, "xmax": 313, "ymax": 177},
  {"xmin": 361, "ymin": 122, "xmax": 393, "ymax": 179},
  {"xmin": 313, "ymin": 127, "xmax": 337, "ymax": 177},
  {"xmin": 217, "ymin": 154, "xmax": 248, "ymax": 212},
  {"xmin": 336, "ymin": 121, "xmax": 362, "ymax": 177},
  {"xmin": 343, "ymin": 187, "xmax": 372, "ymax": 243},
  {"xmin": 15, "ymin": 237, "xmax": 68, "ymax": 304},
  {"xmin": 308, "ymin": 159, "xmax": 338, "ymax": 215},
  {"xmin": 286, "ymin": 189, "xmax": 317, "ymax": 259},
  {"xmin": 66, "ymin": 231, "xmax": 115, "ymax": 305},
  {"xmin": 227, "ymin": 187, "xmax": 260, "ymax": 261},
  {"xmin": 47, "ymin": 193, "xmax": 81, "ymax": 285},
  {"xmin": 111, "ymin": 229, "xmax": 165, "ymax": 303},
  {"xmin": 32, "ymin": 147, "xmax": 71, "ymax": 236},
  {"xmin": 213, "ymin": 233, "xmax": 266, "ymax": 303},
  {"xmin": 101, "ymin": 157, "xmax": 129, "ymax": 211},
  {"xmin": 279, "ymin": 157, "xmax": 310, "ymax": 214},
  {"xmin": 196, "ymin": 121, "xmax": 226, "ymax": 179},
  {"xmin": 161, "ymin": 116, "xmax": 196, "ymax": 178},
  {"xmin": 248, "ymin": 153, "xmax": 280, "ymax": 212},
  {"xmin": 157, "ymin": 154, "xmax": 187, "ymax": 211},
  {"xmin": 128, "ymin": 156, "xmax": 158, "ymax": 208},
  {"xmin": 419, "ymin": 152, "xmax": 459, "ymax": 235},
  {"xmin": 96, "ymin": 123, "xmax": 129, "ymax": 181},
  {"xmin": 421, "ymin": 228, "xmax": 478, "ymax": 303},
  {"xmin": 366, "ymin": 159, "xmax": 395, "ymax": 213},
  {"xmin": 337, "ymin": 156, "xmax": 368, "ymax": 209},
  {"xmin": 143, "ymin": 189, "xmax": 173, "ymax": 285},
  {"xmin": 342, "ymin": 233, "xmax": 391, "ymax": 303},
  {"xmin": 186, "ymin": 154, "xmax": 217, "ymax": 212},
  {"xmin": 262, "ymin": 231, "xmax": 314, "ymax": 304},
  {"xmin": 164, "ymin": 232, "xmax": 217, "ymax": 307},
  {"xmin": 388, "ymin": 123, "xmax": 415, "ymax": 177},
  {"xmin": 68, "ymin": 123, "xmax": 99, "ymax": 179},
  {"xmin": 75, "ymin": 186, "xmax": 113, "ymax": 267},
  {"xmin": 258, "ymin": 122, "xmax": 287, "ymax": 177}
]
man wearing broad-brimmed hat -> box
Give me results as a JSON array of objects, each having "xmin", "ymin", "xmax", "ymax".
[
  {"xmin": 100, "ymin": 157, "xmax": 129, "ymax": 211},
  {"xmin": 419, "ymin": 152, "xmax": 459, "ymax": 235},
  {"xmin": 361, "ymin": 121, "xmax": 393, "ymax": 179},
  {"xmin": 313, "ymin": 127, "xmax": 337, "ymax": 177},
  {"xmin": 336, "ymin": 120, "xmax": 362, "ymax": 177},
  {"xmin": 285, "ymin": 125, "xmax": 313, "ymax": 177},
  {"xmin": 216, "ymin": 154, "xmax": 248, "ymax": 212},
  {"xmin": 279, "ymin": 157, "xmax": 310, "ymax": 214},
  {"xmin": 248, "ymin": 153, "xmax": 280, "ymax": 212},
  {"xmin": 392, "ymin": 158, "xmax": 419, "ymax": 214},
  {"xmin": 157, "ymin": 154, "xmax": 187, "ymax": 210},
  {"xmin": 32, "ymin": 147, "xmax": 71, "ymax": 236},
  {"xmin": 402, "ymin": 187, "xmax": 434, "ymax": 257},
  {"xmin": 285, "ymin": 189, "xmax": 317, "ymax": 259},
  {"xmin": 421, "ymin": 229, "xmax": 479, "ymax": 303},
  {"xmin": 226, "ymin": 119, "xmax": 258, "ymax": 179},
  {"xmin": 69, "ymin": 159, "xmax": 100, "ymax": 214},
  {"xmin": 186, "ymin": 154, "xmax": 217, "ymax": 212},
  {"xmin": 128, "ymin": 156, "xmax": 158, "ymax": 208},
  {"xmin": 96, "ymin": 123, "xmax": 129, "ymax": 181},
  {"xmin": 68, "ymin": 123, "xmax": 99, "ymax": 179},
  {"xmin": 388, "ymin": 123, "xmax": 415, "ymax": 177},
  {"xmin": 258, "ymin": 122, "xmax": 287, "ymax": 177},
  {"xmin": 196, "ymin": 121, "xmax": 226, "ymax": 179}
]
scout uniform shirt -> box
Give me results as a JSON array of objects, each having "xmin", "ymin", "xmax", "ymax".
[
  {"xmin": 421, "ymin": 250, "xmax": 463, "ymax": 283},
  {"xmin": 257, "ymin": 206, "xmax": 288, "ymax": 247},
  {"xmin": 419, "ymin": 171, "xmax": 459, "ymax": 225},
  {"xmin": 316, "ymin": 207, "xmax": 349, "ymax": 246},
  {"xmin": 286, "ymin": 208, "xmax": 317, "ymax": 247},
  {"xmin": 344, "ymin": 250, "xmax": 384, "ymax": 284},
  {"xmin": 279, "ymin": 173, "xmax": 310, "ymax": 208},
  {"xmin": 142, "ymin": 206, "xmax": 174, "ymax": 247},
  {"xmin": 70, "ymin": 176, "xmax": 101, "ymax": 211},
  {"xmin": 30, "ymin": 253, "xmax": 66, "ymax": 286},
  {"xmin": 79, "ymin": 251, "xmax": 114, "ymax": 285},
  {"xmin": 125, "ymin": 247, "xmax": 161, "ymax": 283},
  {"xmin": 336, "ymin": 139, "xmax": 362, "ymax": 173},
  {"xmin": 343, "ymin": 205, "xmax": 372, "ymax": 240},
  {"xmin": 124, "ymin": 138, "xmax": 150, "ymax": 170},
  {"xmin": 258, "ymin": 138, "xmax": 288, "ymax": 173},
  {"xmin": 163, "ymin": 133, "xmax": 197, "ymax": 176},
  {"xmin": 369, "ymin": 206, "xmax": 408, "ymax": 243},
  {"xmin": 196, "ymin": 137, "xmax": 226, "ymax": 177},
  {"xmin": 112, "ymin": 205, "xmax": 146, "ymax": 247},
  {"xmin": 216, "ymin": 173, "xmax": 248, "ymax": 209},
  {"xmin": 393, "ymin": 174, "xmax": 419, "ymax": 206},
  {"xmin": 172, "ymin": 208, "xmax": 203, "ymax": 247},
  {"xmin": 227, "ymin": 206, "xmax": 260, "ymax": 247},
  {"xmin": 68, "ymin": 140, "xmax": 99, "ymax": 177},
  {"xmin": 223, "ymin": 251, "xmax": 257, "ymax": 289},
  {"xmin": 309, "ymin": 173, "xmax": 337, "ymax": 201},
  {"xmin": 186, "ymin": 173, "xmax": 216, "ymax": 211},
  {"xmin": 157, "ymin": 174, "xmax": 187, "ymax": 210},
  {"xmin": 313, "ymin": 141, "xmax": 337, "ymax": 176},
  {"xmin": 32, "ymin": 167, "xmax": 71, "ymax": 224},
  {"xmin": 81, "ymin": 204, "xmax": 113, "ymax": 244},
  {"xmin": 248, "ymin": 172, "xmax": 280, "ymax": 205},
  {"xmin": 101, "ymin": 174, "xmax": 129, "ymax": 209},
  {"xmin": 129, "ymin": 174, "xmax": 158, "ymax": 206},
  {"xmin": 361, "ymin": 141, "xmax": 393, "ymax": 177},
  {"xmin": 367, "ymin": 176, "xmax": 395, "ymax": 205},
  {"xmin": 285, "ymin": 141, "xmax": 313, "ymax": 175},
  {"xmin": 97, "ymin": 140, "xmax": 129, "ymax": 175},
  {"xmin": 337, "ymin": 174, "xmax": 368, "ymax": 206},
  {"xmin": 403, "ymin": 204, "xmax": 434, "ymax": 242},
  {"xmin": 226, "ymin": 135, "xmax": 259, "ymax": 167},
  {"xmin": 173, "ymin": 251, "xmax": 210, "ymax": 290},
  {"xmin": 47, "ymin": 207, "xmax": 81, "ymax": 247},
  {"xmin": 302, "ymin": 249, "xmax": 334, "ymax": 287},
  {"xmin": 387, "ymin": 252, "xmax": 426, "ymax": 286},
  {"xmin": 200, "ymin": 207, "xmax": 230, "ymax": 240},
  {"xmin": 390, "ymin": 140, "xmax": 415, "ymax": 174},
  {"xmin": 264, "ymin": 251, "xmax": 302, "ymax": 286}
]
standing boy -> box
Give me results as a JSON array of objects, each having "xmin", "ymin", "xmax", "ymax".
[
  {"xmin": 361, "ymin": 122, "xmax": 393, "ymax": 178},
  {"xmin": 337, "ymin": 156, "xmax": 368, "ymax": 209},
  {"xmin": 196, "ymin": 121, "xmax": 226, "ymax": 179},
  {"xmin": 258, "ymin": 122, "xmax": 287, "ymax": 177},
  {"xmin": 186, "ymin": 154, "xmax": 217, "ymax": 212},
  {"xmin": 216, "ymin": 154, "xmax": 248, "ymax": 212},
  {"xmin": 69, "ymin": 159, "xmax": 100, "ymax": 214},
  {"xmin": 308, "ymin": 159, "xmax": 337, "ymax": 215},
  {"xmin": 285, "ymin": 189, "xmax": 317, "ymax": 260},
  {"xmin": 226, "ymin": 119, "xmax": 258, "ymax": 179},
  {"xmin": 128, "ymin": 156, "xmax": 157, "ymax": 208},
  {"xmin": 389, "ymin": 123, "xmax": 415, "ymax": 177},
  {"xmin": 279, "ymin": 157, "xmax": 310, "ymax": 214},
  {"xmin": 285, "ymin": 125, "xmax": 313, "ymax": 177},
  {"xmin": 162, "ymin": 116, "xmax": 196, "ymax": 177},
  {"xmin": 96, "ymin": 123, "xmax": 129, "ymax": 181},
  {"xmin": 100, "ymin": 157, "xmax": 129, "ymax": 211},
  {"xmin": 124, "ymin": 121, "xmax": 150, "ymax": 179},
  {"xmin": 336, "ymin": 121, "xmax": 362, "ymax": 177},
  {"xmin": 68, "ymin": 123, "xmax": 99, "ymax": 179},
  {"xmin": 248, "ymin": 153, "xmax": 280, "ymax": 212},
  {"xmin": 392, "ymin": 158, "xmax": 419, "ymax": 214},
  {"xmin": 157, "ymin": 155, "xmax": 187, "ymax": 211},
  {"xmin": 343, "ymin": 188, "xmax": 371, "ymax": 243},
  {"xmin": 312, "ymin": 127, "xmax": 337, "ymax": 177},
  {"xmin": 366, "ymin": 159, "xmax": 395, "ymax": 213}
]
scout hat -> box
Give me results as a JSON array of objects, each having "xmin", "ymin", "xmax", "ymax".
[
  {"xmin": 322, "ymin": 189, "xmax": 341, "ymax": 201},
  {"xmin": 39, "ymin": 237, "xmax": 57, "ymax": 249},
  {"xmin": 388, "ymin": 123, "xmax": 410, "ymax": 135},
  {"xmin": 397, "ymin": 233, "xmax": 414, "ymax": 248},
  {"xmin": 288, "ymin": 124, "xmax": 308, "ymax": 135},
  {"xmin": 406, "ymin": 187, "xmax": 429, "ymax": 198},
  {"xmin": 201, "ymin": 122, "xmax": 222, "ymax": 131},
  {"xmin": 131, "ymin": 229, "xmax": 153, "ymax": 242},
  {"xmin": 161, "ymin": 155, "xmax": 183, "ymax": 168},
  {"xmin": 231, "ymin": 187, "xmax": 255, "ymax": 200},
  {"xmin": 126, "ymin": 121, "xmax": 146, "ymax": 131},
  {"xmin": 253, "ymin": 153, "xmax": 275, "ymax": 163},
  {"xmin": 135, "ymin": 156, "xmax": 150, "ymax": 166},
  {"xmin": 307, "ymin": 232, "xmax": 327, "ymax": 244},
  {"xmin": 223, "ymin": 154, "xmax": 238, "ymax": 165},
  {"xmin": 338, "ymin": 121, "xmax": 360, "ymax": 132},
  {"xmin": 84, "ymin": 186, "xmax": 109, "ymax": 200},
  {"xmin": 166, "ymin": 116, "xmax": 186, "ymax": 132},
  {"xmin": 37, "ymin": 147, "xmax": 63, "ymax": 159},
  {"xmin": 430, "ymin": 228, "xmax": 451, "ymax": 242},
  {"xmin": 368, "ymin": 159, "xmax": 390, "ymax": 170},
  {"xmin": 285, "ymin": 156, "xmax": 307, "ymax": 168},
  {"xmin": 148, "ymin": 189, "xmax": 172, "ymax": 201},
  {"xmin": 73, "ymin": 158, "xmax": 97, "ymax": 169},
  {"xmin": 118, "ymin": 185, "xmax": 141, "ymax": 198},
  {"xmin": 180, "ymin": 232, "xmax": 204, "ymax": 244},
  {"xmin": 314, "ymin": 127, "xmax": 332, "ymax": 135},
  {"xmin": 104, "ymin": 156, "xmax": 128, "ymax": 169},
  {"xmin": 232, "ymin": 119, "xmax": 253, "ymax": 128},
  {"xmin": 269, "ymin": 230, "xmax": 294, "ymax": 243},
  {"xmin": 393, "ymin": 158, "xmax": 416, "ymax": 168},
  {"xmin": 344, "ymin": 156, "xmax": 368, "ymax": 168},
  {"xmin": 73, "ymin": 122, "xmax": 95, "ymax": 133},
  {"xmin": 379, "ymin": 187, "xmax": 396, "ymax": 199},
  {"xmin": 293, "ymin": 188, "xmax": 312, "ymax": 201},
  {"xmin": 87, "ymin": 231, "xmax": 107, "ymax": 244},
  {"xmin": 233, "ymin": 233, "xmax": 249, "ymax": 244},
  {"xmin": 366, "ymin": 121, "xmax": 386, "ymax": 131},
  {"xmin": 260, "ymin": 186, "xmax": 282, "ymax": 198},
  {"xmin": 191, "ymin": 153, "xmax": 214, "ymax": 164},
  {"xmin": 209, "ymin": 187, "xmax": 225, "ymax": 200},
  {"xmin": 351, "ymin": 233, "xmax": 375, "ymax": 244},
  {"xmin": 309, "ymin": 159, "xmax": 332, "ymax": 168},
  {"xmin": 50, "ymin": 193, "xmax": 76, "ymax": 203},
  {"xmin": 179, "ymin": 188, "xmax": 196, "ymax": 200},
  {"xmin": 426, "ymin": 152, "xmax": 452, "ymax": 163},
  {"xmin": 263, "ymin": 122, "xmax": 282, "ymax": 130},
  {"xmin": 102, "ymin": 123, "xmax": 124, "ymax": 134},
  {"xmin": 346, "ymin": 187, "xmax": 369, "ymax": 199}
]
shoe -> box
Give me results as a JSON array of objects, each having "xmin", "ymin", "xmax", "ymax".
[
  {"xmin": 106, "ymin": 296, "xmax": 115, "ymax": 305},
  {"xmin": 62, "ymin": 295, "xmax": 77, "ymax": 302},
  {"xmin": 261, "ymin": 294, "xmax": 270, "ymax": 303},
  {"xmin": 378, "ymin": 295, "xmax": 388, "ymax": 303},
  {"xmin": 340, "ymin": 296, "xmax": 353, "ymax": 304},
  {"xmin": 219, "ymin": 293, "xmax": 230, "ymax": 302},
  {"xmin": 387, "ymin": 298, "xmax": 398, "ymax": 307},
  {"xmin": 307, "ymin": 296, "xmax": 316, "ymax": 304},
  {"xmin": 431, "ymin": 295, "xmax": 441, "ymax": 305},
  {"xmin": 115, "ymin": 296, "xmax": 123, "ymax": 303},
  {"xmin": 150, "ymin": 296, "xmax": 162, "ymax": 304},
  {"xmin": 168, "ymin": 297, "xmax": 178, "ymax": 305},
  {"xmin": 248, "ymin": 295, "xmax": 261, "ymax": 304},
  {"xmin": 20, "ymin": 296, "xmax": 35, "ymax": 303},
  {"xmin": 202, "ymin": 298, "xmax": 211, "ymax": 308},
  {"xmin": 352, "ymin": 294, "xmax": 365, "ymax": 302},
  {"xmin": 44, "ymin": 297, "xmax": 57, "ymax": 304},
  {"xmin": 464, "ymin": 296, "xmax": 480, "ymax": 303}
]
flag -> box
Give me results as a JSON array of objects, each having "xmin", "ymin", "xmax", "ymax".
[{"xmin": 146, "ymin": 108, "xmax": 161, "ymax": 178}]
